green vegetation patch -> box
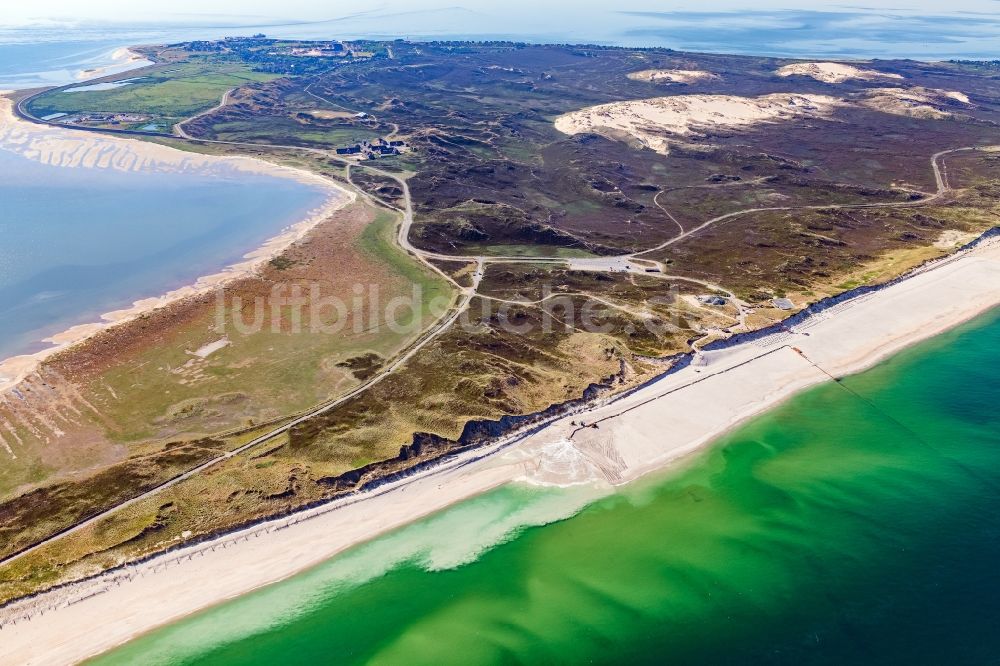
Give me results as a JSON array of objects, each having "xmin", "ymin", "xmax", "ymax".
[{"xmin": 28, "ymin": 55, "xmax": 280, "ymax": 123}]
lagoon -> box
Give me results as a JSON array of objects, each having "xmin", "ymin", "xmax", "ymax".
[{"xmin": 0, "ymin": 146, "xmax": 330, "ymax": 362}]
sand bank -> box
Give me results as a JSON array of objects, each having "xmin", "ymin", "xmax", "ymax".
[
  {"xmin": 0, "ymin": 96, "xmax": 355, "ymax": 394},
  {"xmin": 554, "ymin": 93, "xmax": 844, "ymax": 154},
  {"xmin": 76, "ymin": 48, "xmax": 151, "ymax": 81},
  {"xmin": 2, "ymin": 231, "xmax": 998, "ymax": 665},
  {"xmin": 776, "ymin": 61, "xmax": 903, "ymax": 83},
  {"xmin": 0, "ymin": 96, "xmax": 330, "ymax": 183}
]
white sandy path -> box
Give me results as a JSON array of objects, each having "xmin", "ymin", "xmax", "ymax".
[
  {"xmin": 0, "ymin": 96, "xmax": 355, "ymax": 394},
  {"xmin": 553, "ymin": 93, "xmax": 845, "ymax": 154},
  {"xmin": 3, "ymin": 236, "xmax": 999, "ymax": 665},
  {"xmin": 776, "ymin": 62, "xmax": 903, "ymax": 84}
]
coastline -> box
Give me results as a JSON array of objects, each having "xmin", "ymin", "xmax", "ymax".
[
  {"xmin": 0, "ymin": 94, "xmax": 356, "ymax": 394},
  {"xmin": 2, "ymin": 231, "xmax": 998, "ymax": 666},
  {"xmin": 75, "ymin": 47, "xmax": 152, "ymax": 81}
]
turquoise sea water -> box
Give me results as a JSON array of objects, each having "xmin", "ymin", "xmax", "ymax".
[
  {"xmin": 0, "ymin": 148, "xmax": 329, "ymax": 360},
  {"xmin": 93, "ymin": 307, "xmax": 1000, "ymax": 664}
]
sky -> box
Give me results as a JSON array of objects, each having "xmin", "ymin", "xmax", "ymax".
[
  {"xmin": 1, "ymin": 1, "xmax": 998, "ymax": 59},
  {"xmin": 4, "ymin": 0, "xmax": 1000, "ymax": 28}
]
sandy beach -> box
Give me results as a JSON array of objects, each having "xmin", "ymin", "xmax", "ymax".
[
  {"xmin": 0, "ymin": 95, "xmax": 355, "ymax": 394},
  {"xmin": 2, "ymin": 230, "xmax": 998, "ymax": 665}
]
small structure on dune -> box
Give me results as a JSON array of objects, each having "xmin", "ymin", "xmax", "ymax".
[{"xmin": 772, "ymin": 297, "xmax": 794, "ymax": 310}]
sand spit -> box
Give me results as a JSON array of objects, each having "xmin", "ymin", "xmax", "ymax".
[
  {"xmin": 628, "ymin": 69, "xmax": 720, "ymax": 85},
  {"xmin": 76, "ymin": 48, "xmax": 151, "ymax": 81},
  {"xmin": 3, "ymin": 234, "xmax": 999, "ymax": 666},
  {"xmin": 860, "ymin": 86, "xmax": 974, "ymax": 119},
  {"xmin": 554, "ymin": 93, "xmax": 844, "ymax": 154},
  {"xmin": 0, "ymin": 96, "xmax": 355, "ymax": 394},
  {"xmin": 776, "ymin": 61, "xmax": 903, "ymax": 84}
]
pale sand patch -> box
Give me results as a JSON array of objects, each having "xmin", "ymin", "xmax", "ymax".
[
  {"xmin": 935, "ymin": 229, "xmax": 978, "ymax": 249},
  {"xmin": 190, "ymin": 338, "xmax": 231, "ymax": 359},
  {"xmin": 554, "ymin": 92, "xmax": 844, "ymax": 154},
  {"xmin": 3, "ymin": 236, "xmax": 999, "ymax": 666},
  {"xmin": 627, "ymin": 69, "xmax": 720, "ymax": 85},
  {"xmin": 304, "ymin": 109, "xmax": 355, "ymax": 120},
  {"xmin": 0, "ymin": 96, "xmax": 355, "ymax": 395},
  {"xmin": 776, "ymin": 61, "xmax": 903, "ymax": 84},
  {"xmin": 860, "ymin": 86, "xmax": 973, "ymax": 119}
]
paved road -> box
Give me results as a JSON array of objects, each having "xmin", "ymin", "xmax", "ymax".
[{"xmin": 174, "ymin": 87, "xmax": 234, "ymax": 139}]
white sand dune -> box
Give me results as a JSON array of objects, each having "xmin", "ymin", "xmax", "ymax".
[
  {"xmin": 554, "ymin": 92, "xmax": 844, "ymax": 154},
  {"xmin": 0, "ymin": 96, "xmax": 354, "ymax": 395},
  {"xmin": 3, "ymin": 235, "xmax": 999, "ymax": 666},
  {"xmin": 861, "ymin": 86, "xmax": 974, "ymax": 119},
  {"xmin": 776, "ymin": 62, "xmax": 904, "ymax": 84},
  {"xmin": 628, "ymin": 69, "xmax": 720, "ymax": 85},
  {"xmin": 553, "ymin": 82, "xmax": 974, "ymax": 155}
]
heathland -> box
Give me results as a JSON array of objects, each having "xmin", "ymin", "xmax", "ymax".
[{"xmin": 0, "ymin": 37, "xmax": 998, "ymax": 605}]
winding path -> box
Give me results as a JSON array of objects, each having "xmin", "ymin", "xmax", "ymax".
[
  {"xmin": 173, "ymin": 87, "xmax": 235, "ymax": 139},
  {"xmin": 634, "ymin": 146, "xmax": 969, "ymax": 259}
]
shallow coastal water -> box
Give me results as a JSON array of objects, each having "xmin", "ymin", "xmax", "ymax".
[
  {"xmin": 3, "ymin": 2, "xmax": 1000, "ymax": 67},
  {"xmin": 92, "ymin": 308, "xmax": 1000, "ymax": 664},
  {"xmin": 0, "ymin": 39, "xmax": 150, "ymax": 89},
  {"xmin": 0, "ymin": 147, "xmax": 330, "ymax": 361}
]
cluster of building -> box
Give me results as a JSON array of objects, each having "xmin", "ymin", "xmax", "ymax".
[
  {"xmin": 288, "ymin": 44, "xmax": 348, "ymax": 58},
  {"xmin": 60, "ymin": 112, "xmax": 149, "ymax": 125},
  {"xmin": 336, "ymin": 138, "xmax": 407, "ymax": 159},
  {"xmin": 188, "ymin": 36, "xmax": 373, "ymax": 75},
  {"xmin": 282, "ymin": 42, "xmax": 374, "ymax": 59}
]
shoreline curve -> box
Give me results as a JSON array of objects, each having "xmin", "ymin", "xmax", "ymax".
[{"xmin": 0, "ymin": 94, "xmax": 355, "ymax": 395}]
